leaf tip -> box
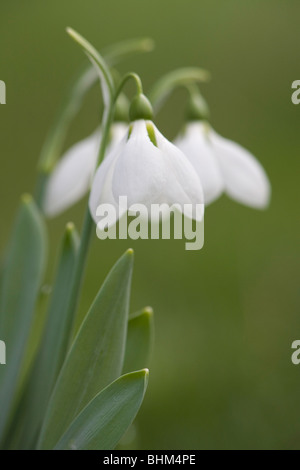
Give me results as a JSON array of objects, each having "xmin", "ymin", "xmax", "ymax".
[
  {"xmin": 66, "ymin": 27, "xmax": 81, "ymax": 46},
  {"xmin": 135, "ymin": 368, "xmax": 149, "ymax": 386},
  {"xmin": 21, "ymin": 193, "xmax": 33, "ymax": 206},
  {"xmin": 64, "ymin": 222, "xmax": 79, "ymax": 250},
  {"xmin": 142, "ymin": 368, "xmax": 149, "ymax": 386},
  {"xmin": 66, "ymin": 26, "xmax": 75, "ymax": 36},
  {"xmin": 142, "ymin": 38, "xmax": 155, "ymax": 52},
  {"xmin": 126, "ymin": 248, "xmax": 134, "ymax": 257},
  {"xmin": 142, "ymin": 306, "xmax": 153, "ymax": 317},
  {"xmin": 65, "ymin": 221, "xmax": 75, "ymax": 233}
]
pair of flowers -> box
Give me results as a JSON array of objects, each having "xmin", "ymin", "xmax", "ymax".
[{"xmin": 43, "ymin": 111, "xmax": 271, "ymax": 224}]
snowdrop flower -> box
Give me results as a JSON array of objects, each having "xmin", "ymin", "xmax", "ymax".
[
  {"xmin": 89, "ymin": 94, "xmax": 204, "ymax": 227},
  {"xmin": 175, "ymin": 120, "xmax": 271, "ymax": 209},
  {"xmin": 43, "ymin": 122, "xmax": 128, "ymax": 217}
]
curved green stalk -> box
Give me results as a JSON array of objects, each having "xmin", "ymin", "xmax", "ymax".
[
  {"xmin": 64, "ymin": 89, "xmax": 117, "ymax": 340},
  {"xmin": 66, "ymin": 27, "xmax": 115, "ymax": 105},
  {"xmin": 101, "ymin": 37, "xmax": 154, "ymax": 66},
  {"xmin": 61, "ymin": 28, "xmax": 118, "ymax": 342},
  {"xmin": 35, "ymin": 36, "xmax": 153, "ymax": 206},
  {"xmin": 148, "ymin": 67, "xmax": 211, "ymax": 113},
  {"xmin": 36, "ymin": 30, "xmax": 149, "ymax": 343},
  {"xmin": 64, "ymin": 206, "xmax": 94, "ymax": 345},
  {"xmin": 185, "ymin": 83, "xmax": 210, "ymax": 120},
  {"xmin": 115, "ymin": 72, "xmax": 144, "ymax": 101}
]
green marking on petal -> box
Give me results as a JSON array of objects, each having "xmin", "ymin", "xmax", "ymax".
[
  {"xmin": 146, "ymin": 122, "xmax": 157, "ymax": 147},
  {"xmin": 127, "ymin": 124, "xmax": 133, "ymax": 140}
]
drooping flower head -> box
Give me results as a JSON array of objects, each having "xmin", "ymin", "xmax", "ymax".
[
  {"xmin": 89, "ymin": 93, "xmax": 204, "ymax": 226},
  {"xmin": 43, "ymin": 93, "xmax": 130, "ymax": 217},
  {"xmin": 43, "ymin": 122, "xmax": 127, "ymax": 217},
  {"xmin": 174, "ymin": 91, "xmax": 271, "ymax": 208}
]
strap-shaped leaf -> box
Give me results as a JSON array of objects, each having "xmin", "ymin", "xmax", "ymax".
[
  {"xmin": 50, "ymin": 369, "xmax": 149, "ymax": 450},
  {"xmin": 0, "ymin": 195, "xmax": 47, "ymax": 441},
  {"xmin": 17, "ymin": 223, "xmax": 79, "ymax": 449},
  {"xmin": 0, "ymin": 287, "xmax": 50, "ymax": 450},
  {"xmin": 38, "ymin": 249, "xmax": 134, "ymax": 449},
  {"xmin": 14, "ymin": 286, "xmax": 50, "ymax": 405},
  {"xmin": 123, "ymin": 307, "xmax": 154, "ymax": 374}
]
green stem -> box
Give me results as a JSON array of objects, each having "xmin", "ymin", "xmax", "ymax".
[
  {"xmin": 65, "ymin": 205, "xmax": 94, "ymax": 343},
  {"xmin": 43, "ymin": 28, "xmax": 119, "ymax": 341},
  {"xmin": 37, "ymin": 31, "xmax": 139, "ymax": 340},
  {"xmin": 185, "ymin": 84, "xmax": 210, "ymax": 121},
  {"xmin": 97, "ymin": 101, "xmax": 116, "ymax": 167},
  {"xmin": 66, "ymin": 96, "xmax": 116, "ymax": 342},
  {"xmin": 115, "ymin": 73, "xmax": 143, "ymax": 103},
  {"xmin": 148, "ymin": 67, "xmax": 210, "ymax": 113},
  {"xmin": 66, "ymin": 28, "xmax": 115, "ymax": 100},
  {"xmin": 34, "ymin": 172, "xmax": 49, "ymax": 209},
  {"xmin": 37, "ymin": 66, "xmax": 97, "ymax": 176},
  {"xmin": 101, "ymin": 37, "xmax": 154, "ymax": 66}
]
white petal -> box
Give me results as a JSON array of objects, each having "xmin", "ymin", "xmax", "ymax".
[
  {"xmin": 154, "ymin": 123, "xmax": 205, "ymax": 221},
  {"xmin": 109, "ymin": 122, "xmax": 128, "ymax": 148},
  {"xmin": 43, "ymin": 130, "xmax": 101, "ymax": 217},
  {"xmin": 89, "ymin": 136, "xmax": 127, "ymax": 224},
  {"xmin": 91, "ymin": 120, "xmax": 205, "ymax": 226},
  {"xmin": 111, "ymin": 120, "xmax": 169, "ymax": 208},
  {"xmin": 210, "ymin": 129, "xmax": 271, "ymax": 208},
  {"xmin": 174, "ymin": 122, "xmax": 224, "ymax": 204}
]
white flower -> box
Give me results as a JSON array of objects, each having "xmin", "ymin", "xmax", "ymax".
[
  {"xmin": 43, "ymin": 123, "xmax": 127, "ymax": 217},
  {"xmin": 89, "ymin": 119, "xmax": 204, "ymax": 225},
  {"xmin": 174, "ymin": 121, "xmax": 271, "ymax": 208}
]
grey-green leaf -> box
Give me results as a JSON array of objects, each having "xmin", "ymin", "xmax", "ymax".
[
  {"xmin": 38, "ymin": 249, "xmax": 134, "ymax": 450},
  {"xmin": 0, "ymin": 195, "xmax": 47, "ymax": 442},
  {"xmin": 18, "ymin": 285, "xmax": 51, "ymax": 390},
  {"xmin": 17, "ymin": 223, "xmax": 79, "ymax": 449},
  {"xmin": 123, "ymin": 307, "xmax": 154, "ymax": 374},
  {"xmin": 52, "ymin": 369, "xmax": 149, "ymax": 450}
]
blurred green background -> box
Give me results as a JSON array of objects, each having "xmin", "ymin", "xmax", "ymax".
[{"xmin": 1, "ymin": 0, "xmax": 300, "ymax": 450}]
